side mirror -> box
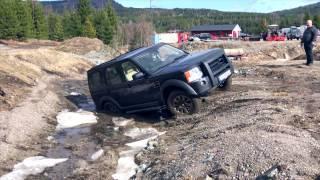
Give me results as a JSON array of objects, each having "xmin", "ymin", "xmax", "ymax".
[{"xmin": 132, "ymin": 72, "xmax": 145, "ymax": 80}]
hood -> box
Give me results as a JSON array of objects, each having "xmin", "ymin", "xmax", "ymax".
[{"xmin": 153, "ymin": 48, "xmax": 225, "ymax": 75}]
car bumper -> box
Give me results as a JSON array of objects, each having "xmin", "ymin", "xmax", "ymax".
[{"xmin": 190, "ymin": 56, "xmax": 234, "ymax": 96}]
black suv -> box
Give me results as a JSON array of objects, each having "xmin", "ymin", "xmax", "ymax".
[{"xmin": 87, "ymin": 43, "xmax": 234, "ymax": 115}]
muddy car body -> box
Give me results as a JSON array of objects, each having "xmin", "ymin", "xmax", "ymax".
[{"xmin": 87, "ymin": 43, "xmax": 234, "ymax": 115}]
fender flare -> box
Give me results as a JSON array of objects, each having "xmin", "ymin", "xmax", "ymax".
[{"xmin": 160, "ymin": 79, "xmax": 197, "ymax": 102}]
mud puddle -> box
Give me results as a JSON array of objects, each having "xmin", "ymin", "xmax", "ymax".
[{"xmin": 26, "ymin": 90, "xmax": 164, "ymax": 180}]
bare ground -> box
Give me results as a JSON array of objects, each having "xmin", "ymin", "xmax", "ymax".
[
  {"xmin": 136, "ymin": 59, "xmax": 320, "ymax": 179},
  {"xmin": 1, "ymin": 40, "xmax": 320, "ymax": 179}
]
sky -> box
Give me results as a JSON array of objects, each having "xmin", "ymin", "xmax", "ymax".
[{"xmin": 113, "ymin": 0, "xmax": 320, "ymax": 13}]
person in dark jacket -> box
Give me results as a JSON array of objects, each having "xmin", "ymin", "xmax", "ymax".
[{"xmin": 301, "ymin": 20, "xmax": 318, "ymax": 66}]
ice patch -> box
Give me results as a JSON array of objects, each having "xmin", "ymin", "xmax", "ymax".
[
  {"xmin": 90, "ymin": 149, "xmax": 104, "ymax": 161},
  {"xmin": 0, "ymin": 156, "xmax": 67, "ymax": 180},
  {"xmin": 70, "ymin": 92, "xmax": 81, "ymax": 96},
  {"xmin": 112, "ymin": 150, "xmax": 139, "ymax": 180},
  {"xmin": 56, "ymin": 110, "xmax": 97, "ymax": 130},
  {"xmin": 112, "ymin": 129, "xmax": 166, "ymax": 180},
  {"xmin": 112, "ymin": 117, "xmax": 134, "ymax": 127},
  {"xmin": 124, "ymin": 127, "xmax": 161, "ymax": 139}
]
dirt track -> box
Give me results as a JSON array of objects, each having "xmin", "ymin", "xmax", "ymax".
[
  {"xmin": 137, "ymin": 59, "xmax": 320, "ymax": 179},
  {"xmin": 1, "ymin": 40, "xmax": 320, "ymax": 179}
]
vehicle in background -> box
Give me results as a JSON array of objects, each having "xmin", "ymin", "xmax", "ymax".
[
  {"xmin": 198, "ymin": 33, "xmax": 212, "ymax": 41},
  {"xmin": 188, "ymin": 34, "xmax": 201, "ymax": 41},
  {"xmin": 265, "ymin": 24, "xmax": 286, "ymax": 41},
  {"xmin": 87, "ymin": 43, "xmax": 234, "ymax": 116},
  {"xmin": 287, "ymin": 26, "xmax": 301, "ymax": 40}
]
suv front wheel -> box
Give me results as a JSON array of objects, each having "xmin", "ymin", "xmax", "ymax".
[{"xmin": 167, "ymin": 90, "xmax": 200, "ymax": 115}]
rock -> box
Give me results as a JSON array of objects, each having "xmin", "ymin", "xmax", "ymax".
[
  {"xmin": 147, "ymin": 140, "xmax": 158, "ymax": 150},
  {"xmin": 0, "ymin": 88, "xmax": 5, "ymax": 96},
  {"xmin": 256, "ymin": 164, "xmax": 280, "ymax": 180}
]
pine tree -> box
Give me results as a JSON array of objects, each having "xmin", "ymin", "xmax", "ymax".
[
  {"xmin": 0, "ymin": 0, "xmax": 18, "ymax": 39},
  {"xmin": 94, "ymin": 10, "xmax": 113, "ymax": 44},
  {"xmin": 313, "ymin": 15, "xmax": 320, "ymax": 28},
  {"xmin": 48, "ymin": 14, "xmax": 64, "ymax": 41},
  {"xmin": 62, "ymin": 12, "xmax": 82, "ymax": 38},
  {"xmin": 82, "ymin": 18, "xmax": 96, "ymax": 38},
  {"xmin": 106, "ymin": 1, "xmax": 118, "ymax": 32},
  {"xmin": 29, "ymin": 1, "xmax": 48, "ymax": 39},
  {"xmin": 77, "ymin": 0, "xmax": 92, "ymax": 24},
  {"xmin": 48, "ymin": 14, "xmax": 56, "ymax": 40},
  {"xmin": 13, "ymin": 0, "xmax": 33, "ymax": 40}
]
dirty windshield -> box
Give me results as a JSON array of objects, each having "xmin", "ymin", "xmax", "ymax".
[{"xmin": 133, "ymin": 45, "xmax": 186, "ymax": 73}]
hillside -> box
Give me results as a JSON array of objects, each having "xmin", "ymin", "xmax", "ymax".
[
  {"xmin": 275, "ymin": 2, "xmax": 320, "ymax": 16},
  {"xmin": 41, "ymin": 0, "xmax": 125, "ymax": 13},
  {"xmin": 40, "ymin": 0, "xmax": 320, "ymax": 34}
]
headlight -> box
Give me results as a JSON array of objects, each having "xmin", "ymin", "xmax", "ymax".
[{"xmin": 184, "ymin": 67, "xmax": 203, "ymax": 83}]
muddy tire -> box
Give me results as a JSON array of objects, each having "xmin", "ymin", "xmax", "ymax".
[
  {"xmin": 167, "ymin": 90, "xmax": 200, "ymax": 116},
  {"xmin": 103, "ymin": 101, "xmax": 121, "ymax": 114},
  {"xmin": 219, "ymin": 77, "xmax": 232, "ymax": 91}
]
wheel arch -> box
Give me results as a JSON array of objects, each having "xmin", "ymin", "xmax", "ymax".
[{"xmin": 160, "ymin": 79, "xmax": 197, "ymax": 103}]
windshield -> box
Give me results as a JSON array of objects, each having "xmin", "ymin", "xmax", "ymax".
[{"xmin": 133, "ymin": 45, "xmax": 186, "ymax": 73}]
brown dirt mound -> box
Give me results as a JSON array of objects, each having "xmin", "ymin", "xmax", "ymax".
[
  {"xmin": 0, "ymin": 47, "xmax": 92, "ymax": 111},
  {"xmin": 56, "ymin": 37, "xmax": 105, "ymax": 55}
]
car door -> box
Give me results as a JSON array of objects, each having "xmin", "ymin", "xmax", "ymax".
[
  {"xmin": 104, "ymin": 64, "xmax": 127, "ymax": 107},
  {"xmin": 119, "ymin": 60, "xmax": 160, "ymax": 109}
]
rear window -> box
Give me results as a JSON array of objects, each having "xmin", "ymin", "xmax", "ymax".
[{"xmin": 89, "ymin": 72, "xmax": 102, "ymax": 91}]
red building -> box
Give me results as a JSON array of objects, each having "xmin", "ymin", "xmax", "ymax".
[{"xmin": 191, "ymin": 24, "xmax": 242, "ymax": 39}]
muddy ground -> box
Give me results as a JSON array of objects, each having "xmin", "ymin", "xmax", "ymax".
[
  {"xmin": 1, "ymin": 40, "xmax": 320, "ymax": 180},
  {"xmin": 137, "ymin": 59, "xmax": 320, "ymax": 179}
]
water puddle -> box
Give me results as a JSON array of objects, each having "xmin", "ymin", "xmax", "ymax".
[{"xmin": 1, "ymin": 91, "xmax": 165, "ymax": 179}]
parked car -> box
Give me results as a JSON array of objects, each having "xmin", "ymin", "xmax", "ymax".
[
  {"xmin": 287, "ymin": 26, "xmax": 301, "ymax": 40},
  {"xmin": 87, "ymin": 43, "xmax": 234, "ymax": 115},
  {"xmin": 198, "ymin": 33, "xmax": 212, "ymax": 41},
  {"xmin": 188, "ymin": 34, "xmax": 201, "ymax": 41}
]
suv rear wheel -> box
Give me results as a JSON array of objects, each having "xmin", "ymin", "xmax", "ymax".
[
  {"xmin": 219, "ymin": 77, "xmax": 232, "ymax": 91},
  {"xmin": 104, "ymin": 101, "xmax": 121, "ymax": 114},
  {"xmin": 167, "ymin": 90, "xmax": 200, "ymax": 115}
]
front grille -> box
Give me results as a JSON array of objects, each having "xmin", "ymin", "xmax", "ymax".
[{"xmin": 208, "ymin": 56, "xmax": 229, "ymax": 76}]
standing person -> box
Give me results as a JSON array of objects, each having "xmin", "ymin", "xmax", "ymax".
[{"xmin": 301, "ymin": 20, "xmax": 318, "ymax": 66}]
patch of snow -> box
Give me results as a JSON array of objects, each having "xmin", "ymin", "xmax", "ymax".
[
  {"xmin": 124, "ymin": 127, "xmax": 160, "ymax": 139},
  {"xmin": 126, "ymin": 132, "xmax": 166, "ymax": 149},
  {"xmin": 112, "ymin": 150, "xmax": 139, "ymax": 180},
  {"xmin": 56, "ymin": 110, "xmax": 97, "ymax": 130},
  {"xmin": 0, "ymin": 156, "xmax": 67, "ymax": 180},
  {"xmin": 90, "ymin": 149, "xmax": 104, "ymax": 161},
  {"xmin": 112, "ymin": 129, "xmax": 165, "ymax": 180},
  {"xmin": 47, "ymin": 136, "xmax": 54, "ymax": 142},
  {"xmin": 112, "ymin": 117, "xmax": 134, "ymax": 127},
  {"xmin": 70, "ymin": 92, "xmax": 81, "ymax": 96}
]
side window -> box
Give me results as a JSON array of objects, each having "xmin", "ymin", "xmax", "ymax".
[
  {"xmin": 89, "ymin": 72, "xmax": 102, "ymax": 90},
  {"xmin": 121, "ymin": 61, "xmax": 140, "ymax": 82},
  {"xmin": 105, "ymin": 65, "xmax": 124, "ymax": 85}
]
